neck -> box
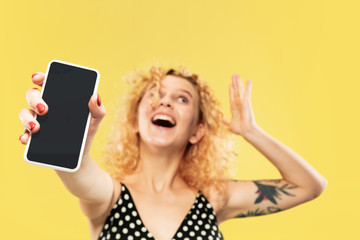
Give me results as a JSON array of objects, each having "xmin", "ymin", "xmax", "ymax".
[{"xmin": 134, "ymin": 142, "xmax": 187, "ymax": 193}]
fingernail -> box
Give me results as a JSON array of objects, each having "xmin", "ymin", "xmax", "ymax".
[
  {"xmin": 29, "ymin": 122, "xmax": 36, "ymax": 130},
  {"xmin": 36, "ymin": 103, "xmax": 45, "ymax": 113},
  {"xmin": 97, "ymin": 94, "xmax": 101, "ymax": 107},
  {"xmin": 19, "ymin": 135, "xmax": 23, "ymax": 141},
  {"xmin": 32, "ymin": 73, "xmax": 38, "ymax": 79}
]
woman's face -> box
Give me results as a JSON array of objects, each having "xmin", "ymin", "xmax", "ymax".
[{"xmin": 137, "ymin": 75, "xmax": 204, "ymax": 150}]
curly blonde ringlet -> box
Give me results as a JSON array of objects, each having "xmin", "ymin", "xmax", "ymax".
[{"xmin": 101, "ymin": 65, "xmax": 236, "ymax": 200}]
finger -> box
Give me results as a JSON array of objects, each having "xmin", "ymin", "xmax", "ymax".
[
  {"xmin": 31, "ymin": 72, "xmax": 46, "ymax": 87},
  {"xmin": 26, "ymin": 88, "xmax": 48, "ymax": 115},
  {"xmin": 244, "ymin": 79, "xmax": 252, "ymax": 103},
  {"xmin": 87, "ymin": 94, "xmax": 106, "ymax": 136},
  {"xmin": 232, "ymin": 74, "xmax": 242, "ymax": 102},
  {"xmin": 19, "ymin": 129, "xmax": 30, "ymax": 144},
  {"xmin": 223, "ymin": 116, "xmax": 231, "ymax": 126},
  {"xmin": 234, "ymin": 74, "xmax": 244, "ymax": 91},
  {"xmin": 238, "ymin": 75, "xmax": 245, "ymax": 99},
  {"xmin": 89, "ymin": 94, "xmax": 106, "ymax": 119},
  {"xmin": 229, "ymin": 83, "xmax": 235, "ymax": 110},
  {"xmin": 19, "ymin": 108, "xmax": 40, "ymax": 134}
]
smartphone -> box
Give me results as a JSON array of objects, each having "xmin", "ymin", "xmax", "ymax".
[{"xmin": 24, "ymin": 60, "xmax": 100, "ymax": 172}]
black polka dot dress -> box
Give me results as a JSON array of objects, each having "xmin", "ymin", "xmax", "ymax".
[{"xmin": 98, "ymin": 183, "xmax": 224, "ymax": 240}]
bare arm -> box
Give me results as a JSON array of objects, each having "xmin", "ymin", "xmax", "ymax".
[
  {"xmin": 218, "ymin": 75, "xmax": 327, "ymax": 222},
  {"xmin": 243, "ymin": 125, "xmax": 327, "ymax": 197},
  {"xmin": 19, "ymin": 72, "xmax": 116, "ymax": 220},
  {"xmin": 55, "ymin": 153, "xmax": 113, "ymax": 204},
  {"xmin": 53, "ymin": 88, "xmax": 111, "ymax": 204},
  {"xmin": 56, "ymin": 153, "xmax": 117, "ymax": 221},
  {"xmin": 218, "ymin": 126, "xmax": 327, "ymax": 222}
]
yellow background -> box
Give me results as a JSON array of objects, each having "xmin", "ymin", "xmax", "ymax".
[{"xmin": 1, "ymin": 0, "xmax": 359, "ymax": 239}]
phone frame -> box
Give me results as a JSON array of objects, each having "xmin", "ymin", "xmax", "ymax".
[{"xmin": 23, "ymin": 59, "xmax": 100, "ymax": 172}]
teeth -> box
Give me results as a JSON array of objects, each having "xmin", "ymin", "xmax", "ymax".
[{"xmin": 152, "ymin": 114, "xmax": 175, "ymax": 125}]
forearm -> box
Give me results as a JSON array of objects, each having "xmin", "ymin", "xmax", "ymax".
[
  {"xmin": 55, "ymin": 153, "xmax": 112, "ymax": 203},
  {"xmin": 243, "ymin": 125, "xmax": 327, "ymax": 197}
]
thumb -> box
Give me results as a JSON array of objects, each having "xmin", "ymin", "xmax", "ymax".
[
  {"xmin": 223, "ymin": 116, "xmax": 236, "ymax": 133},
  {"xmin": 87, "ymin": 94, "xmax": 106, "ymax": 137},
  {"xmin": 223, "ymin": 116, "xmax": 231, "ymax": 128}
]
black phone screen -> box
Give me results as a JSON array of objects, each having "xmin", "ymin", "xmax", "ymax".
[{"xmin": 25, "ymin": 60, "xmax": 99, "ymax": 171}]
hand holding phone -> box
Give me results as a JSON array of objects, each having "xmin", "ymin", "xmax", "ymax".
[{"xmin": 19, "ymin": 60, "xmax": 106, "ymax": 172}]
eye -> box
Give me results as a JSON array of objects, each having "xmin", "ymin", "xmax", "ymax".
[{"xmin": 178, "ymin": 96, "xmax": 188, "ymax": 103}]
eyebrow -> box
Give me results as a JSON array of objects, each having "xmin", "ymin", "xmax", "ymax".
[
  {"xmin": 178, "ymin": 89, "xmax": 193, "ymax": 99},
  {"xmin": 148, "ymin": 85, "xmax": 193, "ymax": 99}
]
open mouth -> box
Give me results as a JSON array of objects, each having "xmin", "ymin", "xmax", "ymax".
[{"xmin": 151, "ymin": 114, "xmax": 176, "ymax": 128}]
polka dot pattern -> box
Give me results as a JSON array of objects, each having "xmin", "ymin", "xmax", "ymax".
[{"xmin": 98, "ymin": 183, "xmax": 224, "ymax": 240}]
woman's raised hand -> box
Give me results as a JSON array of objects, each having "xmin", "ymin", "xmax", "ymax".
[
  {"xmin": 18, "ymin": 72, "xmax": 106, "ymax": 156},
  {"xmin": 224, "ymin": 74, "xmax": 257, "ymax": 137}
]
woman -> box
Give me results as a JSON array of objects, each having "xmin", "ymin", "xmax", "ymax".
[{"xmin": 19, "ymin": 65, "xmax": 327, "ymax": 240}]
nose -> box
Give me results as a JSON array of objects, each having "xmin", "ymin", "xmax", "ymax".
[{"xmin": 159, "ymin": 94, "xmax": 173, "ymax": 108}]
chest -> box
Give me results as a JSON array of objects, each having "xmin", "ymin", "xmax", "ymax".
[
  {"xmin": 97, "ymin": 184, "xmax": 224, "ymax": 240},
  {"xmin": 128, "ymin": 190, "xmax": 197, "ymax": 240}
]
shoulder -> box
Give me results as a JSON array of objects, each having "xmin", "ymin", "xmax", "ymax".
[
  {"xmin": 83, "ymin": 177, "xmax": 122, "ymax": 240},
  {"xmin": 202, "ymin": 181, "xmax": 229, "ymax": 224},
  {"xmin": 80, "ymin": 176, "xmax": 122, "ymax": 224}
]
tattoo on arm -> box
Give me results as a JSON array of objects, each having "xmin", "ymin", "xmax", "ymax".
[
  {"xmin": 232, "ymin": 179, "xmax": 282, "ymax": 184},
  {"xmin": 254, "ymin": 181, "xmax": 297, "ymax": 205},
  {"xmin": 235, "ymin": 207, "xmax": 282, "ymax": 218},
  {"xmin": 259, "ymin": 179, "xmax": 282, "ymax": 184},
  {"xmin": 232, "ymin": 179, "xmax": 297, "ymax": 218},
  {"xmin": 236, "ymin": 208, "xmax": 265, "ymax": 218}
]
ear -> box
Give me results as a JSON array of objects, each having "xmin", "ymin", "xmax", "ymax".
[{"xmin": 189, "ymin": 123, "xmax": 205, "ymax": 144}]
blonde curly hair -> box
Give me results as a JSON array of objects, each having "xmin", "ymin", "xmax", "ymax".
[{"xmin": 101, "ymin": 65, "xmax": 236, "ymax": 198}]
